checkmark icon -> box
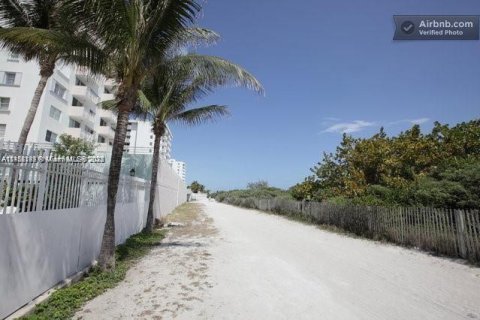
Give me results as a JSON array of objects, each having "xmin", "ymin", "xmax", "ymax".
[{"xmin": 401, "ymin": 21, "xmax": 415, "ymax": 34}]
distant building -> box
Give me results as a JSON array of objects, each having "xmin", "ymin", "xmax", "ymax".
[
  {"xmin": 124, "ymin": 120, "xmax": 172, "ymax": 159},
  {"xmin": 168, "ymin": 159, "xmax": 186, "ymax": 181}
]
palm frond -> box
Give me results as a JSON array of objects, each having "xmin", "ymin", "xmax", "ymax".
[
  {"xmin": 64, "ymin": 0, "xmax": 202, "ymax": 81},
  {"xmin": 170, "ymin": 54, "xmax": 264, "ymax": 95},
  {"xmin": 100, "ymin": 99, "xmax": 117, "ymax": 111},
  {"xmin": 172, "ymin": 105, "xmax": 230, "ymax": 126},
  {"xmin": 128, "ymin": 89, "xmax": 155, "ymax": 122},
  {"xmin": 0, "ymin": 0, "xmax": 33, "ymax": 28},
  {"xmin": 0, "ymin": 27, "xmax": 106, "ymax": 71},
  {"xmin": 166, "ymin": 27, "xmax": 220, "ymax": 55}
]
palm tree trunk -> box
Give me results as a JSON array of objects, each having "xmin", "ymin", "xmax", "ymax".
[
  {"xmin": 98, "ymin": 93, "xmax": 135, "ymax": 270},
  {"xmin": 18, "ymin": 59, "xmax": 55, "ymax": 147},
  {"xmin": 11, "ymin": 60, "xmax": 55, "ymax": 193},
  {"xmin": 144, "ymin": 123, "xmax": 165, "ymax": 233}
]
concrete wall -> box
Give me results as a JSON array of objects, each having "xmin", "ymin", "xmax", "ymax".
[
  {"xmin": 0, "ymin": 165, "xmax": 186, "ymax": 319},
  {"xmin": 154, "ymin": 159, "xmax": 187, "ymax": 220}
]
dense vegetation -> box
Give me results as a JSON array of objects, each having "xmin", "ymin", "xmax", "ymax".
[
  {"xmin": 213, "ymin": 120, "xmax": 480, "ymax": 210},
  {"xmin": 211, "ymin": 181, "xmax": 292, "ymax": 201},
  {"xmin": 290, "ymin": 120, "xmax": 480, "ymax": 209}
]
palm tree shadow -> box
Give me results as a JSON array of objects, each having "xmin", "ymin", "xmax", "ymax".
[{"xmin": 160, "ymin": 241, "xmax": 205, "ymax": 248}]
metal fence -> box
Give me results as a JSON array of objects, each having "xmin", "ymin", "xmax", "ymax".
[
  {"xmin": 0, "ymin": 143, "xmax": 148, "ymax": 214},
  {"xmin": 220, "ymin": 197, "xmax": 480, "ymax": 263}
]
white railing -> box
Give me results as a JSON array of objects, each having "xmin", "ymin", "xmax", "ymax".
[
  {"xmin": 0, "ymin": 140, "xmax": 54, "ymax": 154},
  {"xmin": 0, "ymin": 143, "xmax": 148, "ymax": 214}
]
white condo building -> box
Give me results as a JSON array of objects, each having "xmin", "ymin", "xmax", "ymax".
[
  {"xmin": 168, "ymin": 159, "xmax": 186, "ymax": 181},
  {"xmin": 0, "ymin": 50, "xmax": 117, "ymax": 151},
  {"xmin": 0, "ymin": 49, "xmax": 187, "ymax": 180},
  {"xmin": 0, "ymin": 50, "xmax": 174, "ymax": 159}
]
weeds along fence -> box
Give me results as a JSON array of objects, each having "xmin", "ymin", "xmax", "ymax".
[{"xmin": 219, "ymin": 197, "xmax": 480, "ymax": 263}]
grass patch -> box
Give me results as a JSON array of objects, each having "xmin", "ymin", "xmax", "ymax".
[
  {"xmin": 166, "ymin": 202, "xmax": 200, "ymax": 224},
  {"xmin": 22, "ymin": 230, "xmax": 166, "ymax": 320}
]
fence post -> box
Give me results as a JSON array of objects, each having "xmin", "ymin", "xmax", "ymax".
[
  {"xmin": 35, "ymin": 162, "xmax": 48, "ymax": 211},
  {"xmin": 367, "ymin": 206, "xmax": 372, "ymax": 233},
  {"xmin": 454, "ymin": 209, "xmax": 467, "ymax": 259}
]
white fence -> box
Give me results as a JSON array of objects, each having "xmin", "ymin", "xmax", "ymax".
[
  {"xmin": 0, "ymin": 146, "xmax": 117, "ymax": 214},
  {"xmin": 0, "ymin": 144, "xmax": 187, "ymax": 319}
]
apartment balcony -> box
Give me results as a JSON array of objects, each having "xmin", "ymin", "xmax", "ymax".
[
  {"xmin": 97, "ymin": 125, "xmax": 116, "ymax": 139},
  {"xmin": 68, "ymin": 107, "xmax": 96, "ymax": 128},
  {"xmin": 72, "ymin": 85, "xmax": 87, "ymax": 97},
  {"xmin": 96, "ymin": 142, "xmax": 113, "ymax": 153},
  {"xmin": 102, "ymin": 93, "xmax": 115, "ymax": 102},
  {"xmin": 65, "ymin": 127, "xmax": 96, "ymax": 141},
  {"xmin": 72, "ymin": 86, "xmax": 101, "ymax": 105},
  {"xmin": 98, "ymin": 108, "xmax": 117, "ymax": 124}
]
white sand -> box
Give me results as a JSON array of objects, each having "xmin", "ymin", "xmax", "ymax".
[{"xmin": 75, "ymin": 197, "xmax": 480, "ymax": 320}]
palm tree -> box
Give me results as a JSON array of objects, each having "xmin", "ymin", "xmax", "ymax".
[
  {"xmin": 65, "ymin": 0, "xmax": 210, "ymax": 270},
  {"xmin": 136, "ymin": 53, "xmax": 264, "ymax": 233},
  {"xmin": 0, "ymin": 0, "xmax": 104, "ymax": 148}
]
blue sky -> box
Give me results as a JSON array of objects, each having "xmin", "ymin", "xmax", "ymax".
[{"xmin": 169, "ymin": 0, "xmax": 480, "ymax": 191}]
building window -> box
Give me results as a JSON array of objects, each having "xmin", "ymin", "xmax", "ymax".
[
  {"xmin": 45, "ymin": 130, "xmax": 57, "ymax": 143},
  {"xmin": 75, "ymin": 77, "xmax": 86, "ymax": 86},
  {"xmin": 49, "ymin": 105, "xmax": 61, "ymax": 121},
  {"xmin": 72, "ymin": 97, "xmax": 83, "ymax": 107},
  {"xmin": 98, "ymin": 136, "xmax": 106, "ymax": 143},
  {"xmin": 52, "ymin": 82, "xmax": 66, "ymax": 99},
  {"xmin": 100, "ymin": 118, "xmax": 107, "ymax": 126},
  {"xmin": 0, "ymin": 97, "xmax": 10, "ymax": 110},
  {"xmin": 149, "ymin": 142, "xmax": 153, "ymax": 146},
  {"xmin": 7, "ymin": 53, "xmax": 19, "ymax": 62},
  {"xmin": 0, "ymin": 124, "xmax": 6, "ymax": 138},
  {"xmin": 69, "ymin": 118, "xmax": 81, "ymax": 128},
  {"xmin": 4, "ymin": 72, "xmax": 16, "ymax": 85}
]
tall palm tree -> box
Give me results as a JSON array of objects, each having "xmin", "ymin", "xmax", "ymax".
[
  {"xmin": 136, "ymin": 53, "xmax": 263, "ymax": 233},
  {"xmin": 65, "ymin": 0, "xmax": 209, "ymax": 270},
  {"xmin": 0, "ymin": 0, "xmax": 104, "ymax": 148}
]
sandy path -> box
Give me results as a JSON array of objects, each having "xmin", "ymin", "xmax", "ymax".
[
  {"xmin": 75, "ymin": 197, "xmax": 480, "ymax": 320},
  {"xmin": 74, "ymin": 202, "xmax": 217, "ymax": 320}
]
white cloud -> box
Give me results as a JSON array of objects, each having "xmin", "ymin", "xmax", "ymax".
[
  {"xmin": 322, "ymin": 120, "xmax": 376, "ymax": 134},
  {"xmin": 387, "ymin": 118, "xmax": 430, "ymax": 126},
  {"xmin": 409, "ymin": 118, "xmax": 429, "ymax": 125}
]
